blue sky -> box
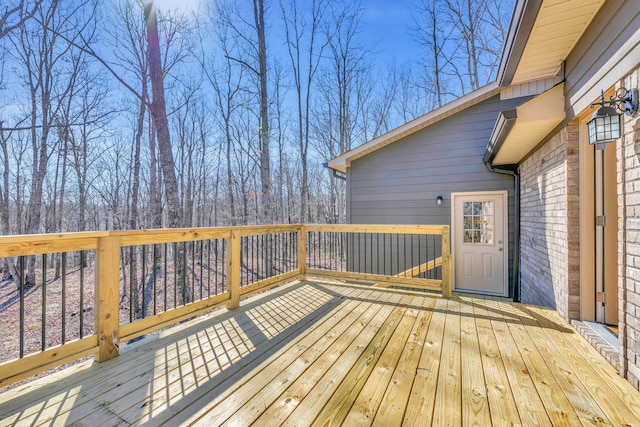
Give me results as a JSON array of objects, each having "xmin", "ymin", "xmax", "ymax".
[
  {"xmin": 360, "ymin": 0, "xmax": 421, "ymax": 65},
  {"xmin": 153, "ymin": 0, "xmax": 422, "ymax": 69}
]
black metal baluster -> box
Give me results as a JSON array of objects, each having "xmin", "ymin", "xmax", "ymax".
[
  {"xmin": 359, "ymin": 233, "xmax": 363, "ymax": 273},
  {"xmin": 418, "ymin": 234, "xmax": 422, "ymax": 279},
  {"xmin": 164, "ymin": 243, "xmax": 168, "ymax": 312},
  {"xmin": 80, "ymin": 251, "xmax": 85, "ymax": 337},
  {"xmin": 173, "ymin": 243, "xmax": 178, "ymax": 308},
  {"xmin": 311, "ymin": 232, "xmax": 315, "ymax": 269},
  {"xmin": 183, "ymin": 241, "xmax": 188, "ymax": 304},
  {"xmin": 330, "ymin": 232, "xmax": 334, "ymax": 271},
  {"xmin": 351, "ymin": 232, "xmax": 355, "ymax": 272},
  {"xmin": 277, "ymin": 233, "xmax": 282, "ymax": 274},
  {"xmin": 19, "ymin": 256, "xmax": 24, "ymax": 358},
  {"xmin": 383, "ymin": 233, "xmax": 387, "ymax": 275},
  {"xmin": 153, "ymin": 244, "xmax": 158, "ymax": 315},
  {"xmin": 411, "ymin": 234, "xmax": 414, "ymax": 279},
  {"xmin": 206, "ymin": 240, "xmax": 211, "ymax": 297},
  {"xmin": 258, "ymin": 234, "xmax": 269, "ymax": 280},
  {"xmin": 249, "ymin": 235, "xmax": 253, "ymax": 285},
  {"xmin": 247, "ymin": 236, "xmax": 250, "ymax": 285},
  {"xmin": 141, "ymin": 245, "xmax": 147, "ymax": 318},
  {"xmin": 396, "ymin": 234, "xmax": 399, "ymax": 276},
  {"xmin": 191, "ymin": 241, "xmax": 196, "ymax": 301},
  {"xmin": 341, "ymin": 232, "xmax": 345, "ymax": 271},
  {"xmin": 214, "ymin": 239, "xmax": 219, "ymax": 294},
  {"xmin": 433, "ymin": 235, "xmax": 437, "ymax": 279},
  {"xmin": 240, "ymin": 236, "xmax": 253, "ymax": 286},
  {"xmin": 370, "ymin": 233, "xmax": 374, "ymax": 275},
  {"xmin": 221, "ymin": 239, "xmax": 226, "ymax": 293},
  {"xmin": 320, "ymin": 232, "xmax": 327, "ymax": 270},
  {"xmin": 42, "ymin": 255, "xmax": 46, "ymax": 351},
  {"xmin": 200, "ymin": 240, "xmax": 204, "ymax": 298},
  {"xmin": 254, "ymin": 235, "xmax": 258, "ymax": 282},
  {"xmin": 62, "ymin": 253, "xmax": 67, "ymax": 344},
  {"xmin": 262, "ymin": 234, "xmax": 266, "ymax": 279},
  {"xmin": 375, "ymin": 233, "xmax": 379, "ymax": 274},
  {"xmin": 129, "ymin": 246, "xmax": 134, "ymax": 323}
]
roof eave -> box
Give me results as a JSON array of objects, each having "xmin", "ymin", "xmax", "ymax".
[
  {"xmin": 483, "ymin": 109, "xmax": 518, "ymax": 165},
  {"xmin": 497, "ymin": 0, "xmax": 544, "ymax": 86}
]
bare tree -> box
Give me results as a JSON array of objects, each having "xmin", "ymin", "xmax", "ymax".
[
  {"xmin": 217, "ymin": 0, "xmax": 273, "ymax": 223},
  {"xmin": 0, "ymin": 123, "xmax": 21, "ymax": 280},
  {"xmin": 412, "ymin": 0, "xmax": 452, "ymax": 106},
  {"xmin": 143, "ymin": 2, "xmax": 182, "ymax": 229},
  {"xmin": 196, "ymin": 7, "xmax": 247, "ymax": 225},
  {"xmin": 253, "ymin": 0, "xmax": 272, "ymax": 223},
  {"xmin": 281, "ymin": 0, "xmax": 328, "ymax": 222},
  {"xmin": 0, "ymin": 0, "xmax": 42, "ymax": 38},
  {"xmin": 8, "ymin": 0, "xmax": 98, "ymax": 286},
  {"xmin": 310, "ymin": 1, "xmax": 370, "ymax": 224},
  {"xmin": 413, "ymin": 0, "xmax": 513, "ymax": 100}
]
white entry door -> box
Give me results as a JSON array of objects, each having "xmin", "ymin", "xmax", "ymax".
[{"xmin": 452, "ymin": 192, "xmax": 507, "ymax": 295}]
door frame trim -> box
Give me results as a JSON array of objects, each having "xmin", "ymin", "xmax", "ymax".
[{"xmin": 451, "ymin": 190, "xmax": 509, "ymax": 296}]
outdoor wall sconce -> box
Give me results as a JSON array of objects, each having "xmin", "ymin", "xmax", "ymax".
[
  {"xmin": 587, "ymin": 87, "xmax": 638, "ymax": 145},
  {"xmin": 436, "ymin": 195, "xmax": 444, "ymax": 205}
]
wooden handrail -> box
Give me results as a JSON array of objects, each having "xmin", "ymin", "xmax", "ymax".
[
  {"xmin": 304, "ymin": 224, "xmax": 446, "ymax": 234},
  {"xmin": 0, "ymin": 223, "xmax": 452, "ymax": 386}
]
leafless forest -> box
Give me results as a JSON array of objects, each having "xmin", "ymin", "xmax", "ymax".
[
  {"xmin": 0, "ymin": 0, "xmax": 512, "ymax": 236},
  {"xmin": 0, "ymin": 0, "xmax": 509, "ymax": 385}
]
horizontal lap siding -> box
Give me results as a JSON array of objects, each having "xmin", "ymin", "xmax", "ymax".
[
  {"xmin": 564, "ymin": 1, "xmax": 640, "ymax": 117},
  {"xmin": 348, "ymin": 95, "xmax": 529, "ymax": 296}
]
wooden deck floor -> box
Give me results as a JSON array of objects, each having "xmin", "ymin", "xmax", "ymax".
[{"xmin": 1, "ymin": 280, "xmax": 640, "ymax": 426}]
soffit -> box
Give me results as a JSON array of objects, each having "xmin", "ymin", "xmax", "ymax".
[
  {"xmin": 510, "ymin": 0, "xmax": 605, "ymax": 85},
  {"xmin": 491, "ymin": 83, "xmax": 565, "ymax": 165}
]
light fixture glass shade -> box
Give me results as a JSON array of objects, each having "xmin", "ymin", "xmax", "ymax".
[{"xmin": 587, "ymin": 106, "xmax": 621, "ymax": 144}]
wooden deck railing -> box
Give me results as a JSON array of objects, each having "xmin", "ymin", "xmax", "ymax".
[{"xmin": 0, "ymin": 224, "xmax": 450, "ymax": 387}]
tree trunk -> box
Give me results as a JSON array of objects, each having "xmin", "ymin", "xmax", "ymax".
[
  {"xmin": 253, "ymin": 0, "xmax": 272, "ymax": 224},
  {"xmin": 144, "ymin": 2, "xmax": 190, "ymax": 303}
]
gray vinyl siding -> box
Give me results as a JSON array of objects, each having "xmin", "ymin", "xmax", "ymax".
[
  {"xmin": 564, "ymin": 1, "xmax": 640, "ymax": 117},
  {"xmin": 347, "ymin": 94, "xmax": 529, "ymax": 296}
]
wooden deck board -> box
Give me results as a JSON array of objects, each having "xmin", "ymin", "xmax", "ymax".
[
  {"xmin": 525, "ymin": 304, "xmax": 640, "ymax": 425},
  {"xmin": 249, "ymin": 292, "xmax": 385, "ymax": 426},
  {"xmin": 371, "ymin": 296, "xmax": 435, "ymax": 427},
  {"xmin": 208, "ymin": 289, "xmax": 385, "ymax": 425},
  {"xmin": 432, "ymin": 297, "xmax": 462, "ymax": 426},
  {"xmin": 459, "ymin": 296, "xmax": 491, "ymax": 426},
  {"xmin": 515, "ymin": 303, "xmax": 613, "ymax": 425},
  {"xmin": 472, "ymin": 296, "xmax": 522, "ymax": 426},
  {"xmin": 403, "ymin": 296, "xmax": 447, "ymax": 426},
  {"xmin": 1, "ymin": 280, "xmax": 640, "ymax": 426},
  {"xmin": 486, "ymin": 299, "xmax": 552, "ymax": 426}
]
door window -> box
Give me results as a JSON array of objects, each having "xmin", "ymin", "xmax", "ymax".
[{"xmin": 463, "ymin": 201, "xmax": 494, "ymax": 244}]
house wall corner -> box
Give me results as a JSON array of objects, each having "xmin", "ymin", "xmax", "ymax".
[{"xmin": 519, "ymin": 122, "xmax": 580, "ymax": 321}]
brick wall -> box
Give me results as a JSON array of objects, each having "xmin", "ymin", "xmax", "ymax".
[
  {"xmin": 519, "ymin": 122, "xmax": 580, "ymax": 321},
  {"xmin": 619, "ymin": 68, "xmax": 640, "ymax": 388}
]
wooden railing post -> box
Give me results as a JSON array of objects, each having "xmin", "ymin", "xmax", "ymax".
[
  {"xmin": 227, "ymin": 230, "xmax": 241, "ymax": 309},
  {"xmin": 95, "ymin": 234, "xmax": 121, "ymax": 362},
  {"xmin": 441, "ymin": 226, "xmax": 452, "ymax": 298},
  {"xmin": 298, "ymin": 225, "xmax": 307, "ymax": 281}
]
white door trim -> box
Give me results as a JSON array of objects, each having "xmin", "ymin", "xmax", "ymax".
[{"xmin": 451, "ymin": 191, "xmax": 509, "ymax": 296}]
